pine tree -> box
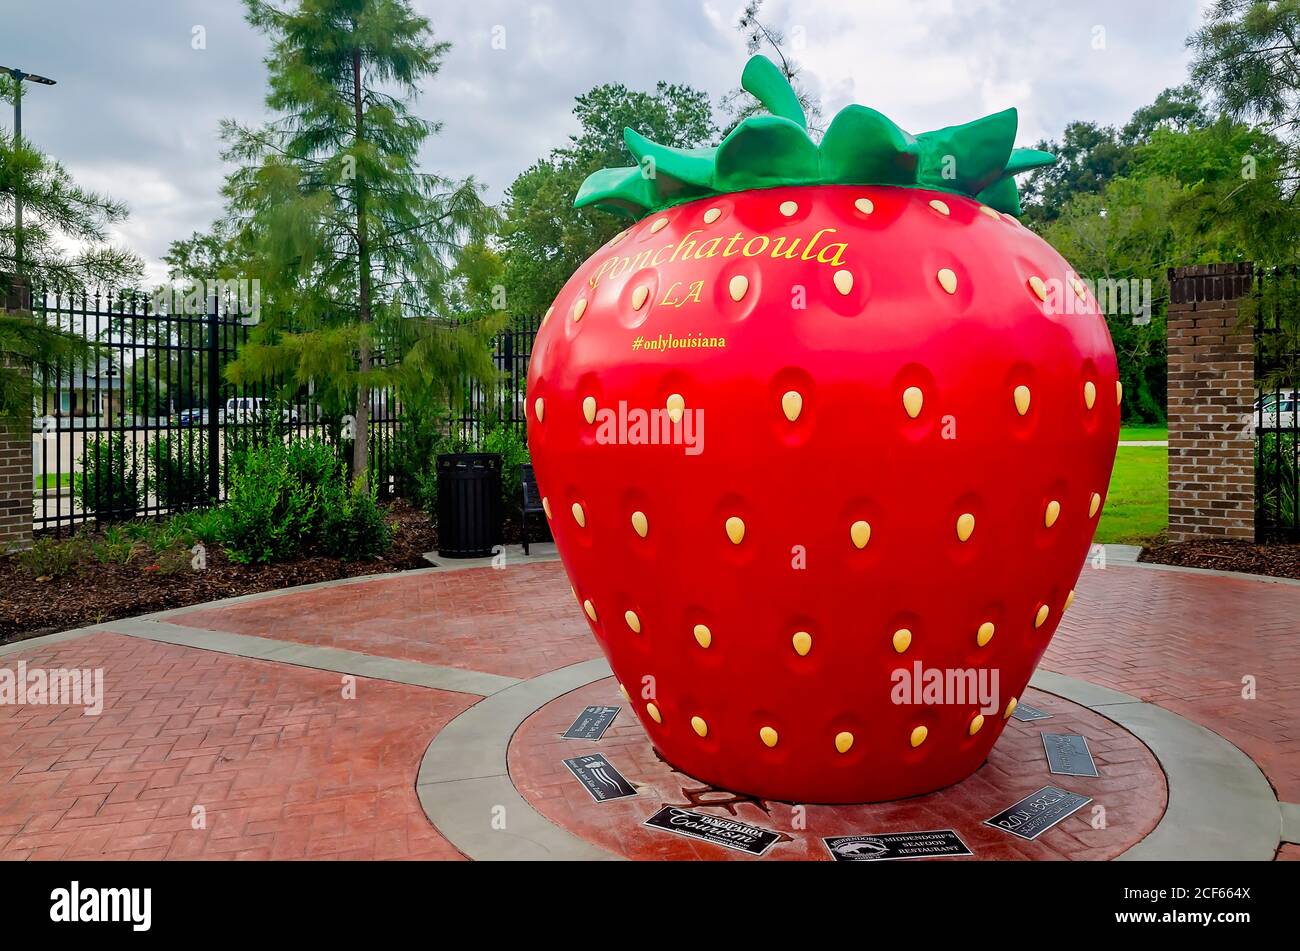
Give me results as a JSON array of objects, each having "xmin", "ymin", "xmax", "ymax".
[{"xmin": 221, "ymin": 0, "xmax": 503, "ymax": 483}]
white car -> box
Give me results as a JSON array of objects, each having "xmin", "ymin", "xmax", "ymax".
[
  {"xmin": 1254, "ymin": 391, "xmax": 1297, "ymax": 432},
  {"xmin": 224, "ymin": 397, "xmax": 300, "ymax": 425}
]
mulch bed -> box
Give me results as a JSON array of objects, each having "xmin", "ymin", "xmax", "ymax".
[
  {"xmin": 1139, "ymin": 540, "xmax": 1300, "ymax": 581},
  {"xmin": 0, "ymin": 501, "xmax": 539, "ymax": 647}
]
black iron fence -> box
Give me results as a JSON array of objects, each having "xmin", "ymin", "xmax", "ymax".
[
  {"xmin": 30, "ymin": 288, "xmax": 535, "ymax": 536},
  {"xmin": 1253, "ymin": 265, "xmax": 1300, "ymax": 541}
]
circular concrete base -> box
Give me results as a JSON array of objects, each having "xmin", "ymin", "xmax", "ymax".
[{"xmin": 416, "ymin": 661, "xmax": 1283, "ymax": 861}]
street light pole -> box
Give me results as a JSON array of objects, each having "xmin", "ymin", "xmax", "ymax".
[{"xmin": 2, "ymin": 66, "xmax": 57, "ymax": 277}]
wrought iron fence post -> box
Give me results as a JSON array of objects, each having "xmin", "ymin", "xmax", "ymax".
[{"xmin": 206, "ymin": 291, "xmax": 220, "ymax": 501}]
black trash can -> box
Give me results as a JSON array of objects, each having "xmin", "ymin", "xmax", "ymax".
[{"xmin": 436, "ymin": 453, "xmax": 503, "ymax": 558}]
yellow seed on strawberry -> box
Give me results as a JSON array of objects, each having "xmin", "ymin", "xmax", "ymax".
[
  {"xmin": 850, "ymin": 520, "xmax": 871, "ymax": 549},
  {"xmin": 619, "ymin": 683, "xmax": 630, "ymax": 702},
  {"xmin": 835, "ymin": 732, "xmax": 854, "ymax": 754},
  {"xmin": 910, "ymin": 725, "xmax": 928, "ymax": 748},
  {"xmin": 571, "ymin": 502, "xmax": 586, "ymax": 528},
  {"xmin": 631, "ymin": 511, "xmax": 648, "ymax": 537},
  {"xmin": 646, "ymin": 702, "xmax": 662, "ymax": 723},
  {"xmin": 693, "ymin": 624, "xmax": 712, "ymax": 649},
  {"xmin": 1084, "ymin": 380, "xmax": 1097, "ymax": 409},
  {"xmin": 1089, "ymin": 492, "xmax": 1102, "ymax": 518},
  {"xmin": 1004, "ymin": 697, "xmax": 1018, "ymax": 719},
  {"xmin": 792, "ymin": 631, "xmax": 812, "ymax": 656},
  {"xmin": 1029, "ymin": 275, "xmax": 1048, "ymax": 302},
  {"xmin": 833, "ymin": 270, "xmax": 854, "ymax": 296},
  {"xmin": 691, "ymin": 716, "xmax": 708, "ymax": 737},
  {"xmin": 572, "ymin": 298, "xmax": 587, "ymax": 321},
  {"xmin": 725, "ymin": 516, "xmax": 745, "ymax": 545},
  {"xmin": 892, "ymin": 629, "xmax": 912, "ymax": 654},
  {"xmin": 969, "ymin": 714, "xmax": 985, "ymax": 736},
  {"xmin": 956, "ymin": 513, "xmax": 975, "ymax": 542},
  {"xmin": 625, "ymin": 610, "xmax": 641, "ymax": 633},
  {"xmin": 582, "ymin": 396, "xmax": 596, "ymax": 424},
  {"xmin": 666, "ymin": 393, "xmax": 685, "ymax": 423},
  {"xmin": 781, "ymin": 390, "xmax": 803, "ymax": 422},
  {"xmin": 854, "ymin": 197, "xmax": 875, "ymax": 215},
  {"xmin": 1064, "ymin": 590, "xmax": 1076, "ymax": 612},
  {"xmin": 649, "ymin": 217, "xmax": 669, "ymax": 234},
  {"xmin": 728, "ymin": 274, "xmax": 749, "ymax": 302},
  {"xmin": 977, "ymin": 622, "xmax": 995, "ymax": 647},
  {"xmin": 542, "ymin": 497, "xmax": 552, "ymax": 520},
  {"xmin": 583, "ymin": 599, "xmax": 597, "ymax": 622},
  {"xmin": 929, "ymin": 199, "xmax": 951, "ymax": 216},
  {"xmin": 1014, "ymin": 385, "xmax": 1031, "ymax": 416},
  {"xmin": 1116, "ymin": 380, "xmax": 1124, "ymax": 406},
  {"xmin": 779, "ymin": 200, "xmax": 798, "ymax": 217},
  {"xmin": 979, "ymin": 205, "xmax": 1001, "ymax": 220},
  {"xmin": 1045, "ymin": 500, "xmax": 1061, "ymax": 528},
  {"xmin": 703, "ymin": 208, "xmax": 721, "ymax": 224},
  {"xmin": 534, "ymin": 397, "xmax": 544, "ymax": 422},
  {"xmin": 759, "ymin": 726, "xmax": 779, "ymax": 747},
  {"xmin": 631, "ymin": 285, "xmax": 649, "ymax": 311},
  {"xmin": 903, "ymin": 386, "xmax": 924, "ymax": 418},
  {"xmin": 1035, "ymin": 604, "xmax": 1050, "ymax": 628},
  {"xmin": 937, "ymin": 268, "xmax": 958, "ymax": 295}
]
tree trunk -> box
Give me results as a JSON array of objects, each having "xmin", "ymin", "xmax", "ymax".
[{"xmin": 350, "ymin": 45, "xmax": 371, "ymax": 487}]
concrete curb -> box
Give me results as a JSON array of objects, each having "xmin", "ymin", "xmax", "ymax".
[
  {"xmin": 416, "ymin": 658, "xmax": 619, "ymax": 861},
  {"xmin": 1033, "ymin": 672, "xmax": 1281, "ymax": 861},
  {"xmin": 102, "ymin": 618, "xmax": 521, "ymax": 697}
]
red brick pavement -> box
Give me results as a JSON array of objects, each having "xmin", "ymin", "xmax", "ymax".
[
  {"xmin": 509, "ymin": 679, "xmax": 1166, "ymax": 861},
  {"xmin": 1054, "ymin": 565, "xmax": 1300, "ymax": 801},
  {"xmin": 1, "ymin": 559, "xmax": 1295, "ymax": 861},
  {"xmin": 170, "ymin": 565, "xmax": 601, "ymax": 680},
  {"xmin": 0, "ymin": 632, "xmax": 474, "ymax": 860}
]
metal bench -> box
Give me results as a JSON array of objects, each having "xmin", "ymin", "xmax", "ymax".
[{"xmin": 520, "ymin": 463, "xmax": 551, "ymax": 555}]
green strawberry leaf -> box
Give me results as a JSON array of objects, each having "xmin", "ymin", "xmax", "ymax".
[
  {"xmin": 573, "ymin": 56, "xmax": 1055, "ymax": 219},
  {"xmin": 740, "ymin": 54, "xmax": 807, "ymax": 130},
  {"xmin": 914, "ymin": 108, "xmax": 1018, "ymax": 196},
  {"xmin": 714, "ymin": 115, "xmax": 820, "ymax": 192},
  {"xmin": 819, "ymin": 104, "xmax": 919, "ymax": 186}
]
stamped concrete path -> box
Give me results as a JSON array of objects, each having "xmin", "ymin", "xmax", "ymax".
[{"xmin": 1, "ymin": 546, "xmax": 1296, "ymax": 861}]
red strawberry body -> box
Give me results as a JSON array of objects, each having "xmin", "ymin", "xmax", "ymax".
[{"xmin": 527, "ymin": 183, "xmax": 1118, "ymax": 803}]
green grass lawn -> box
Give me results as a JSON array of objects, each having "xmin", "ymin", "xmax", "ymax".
[
  {"xmin": 1095, "ymin": 446, "xmax": 1167, "ymax": 545},
  {"xmin": 1119, "ymin": 424, "xmax": 1168, "ymax": 442},
  {"xmin": 33, "ymin": 473, "xmax": 71, "ymax": 491}
]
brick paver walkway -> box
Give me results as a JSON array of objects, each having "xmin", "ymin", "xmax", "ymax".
[
  {"xmin": 171, "ymin": 568, "xmax": 599, "ymax": 680},
  {"xmin": 0, "ymin": 632, "xmax": 472, "ymax": 860},
  {"xmin": 0, "ymin": 559, "xmax": 1296, "ymax": 860},
  {"xmin": 1054, "ymin": 565, "xmax": 1300, "ymax": 801}
]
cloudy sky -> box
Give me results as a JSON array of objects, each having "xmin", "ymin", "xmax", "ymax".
[{"xmin": 5, "ymin": 0, "xmax": 1214, "ymax": 283}]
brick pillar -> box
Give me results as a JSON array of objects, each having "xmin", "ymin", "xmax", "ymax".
[
  {"xmin": 0, "ymin": 274, "xmax": 33, "ymax": 552},
  {"xmin": 1166, "ymin": 263, "xmax": 1256, "ymax": 542}
]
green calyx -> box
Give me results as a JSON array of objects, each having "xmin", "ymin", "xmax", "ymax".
[{"xmin": 574, "ymin": 55, "xmax": 1055, "ymax": 219}]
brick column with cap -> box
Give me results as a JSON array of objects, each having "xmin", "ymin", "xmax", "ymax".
[
  {"xmin": 1166, "ymin": 263, "xmax": 1255, "ymax": 542},
  {"xmin": 1, "ymin": 275, "xmax": 34, "ymax": 552}
]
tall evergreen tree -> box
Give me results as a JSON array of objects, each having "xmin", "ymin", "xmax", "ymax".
[{"xmin": 221, "ymin": 0, "xmax": 502, "ymax": 483}]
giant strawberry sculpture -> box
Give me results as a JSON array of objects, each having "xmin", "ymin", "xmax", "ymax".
[{"xmin": 527, "ymin": 56, "xmax": 1119, "ymax": 803}]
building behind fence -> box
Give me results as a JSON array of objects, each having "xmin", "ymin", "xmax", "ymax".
[{"xmin": 5, "ymin": 276, "xmax": 536, "ymax": 541}]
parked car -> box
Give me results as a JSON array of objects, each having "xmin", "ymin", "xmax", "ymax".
[
  {"xmin": 224, "ymin": 397, "xmax": 300, "ymax": 426},
  {"xmin": 1254, "ymin": 391, "xmax": 1298, "ymax": 432},
  {"xmin": 170, "ymin": 408, "xmax": 209, "ymax": 427}
]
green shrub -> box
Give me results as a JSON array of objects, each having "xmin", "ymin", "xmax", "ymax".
[
  {"xmin": 150, "ymin": 432, "xmax": 210, "ymax": 511},
  {"xmin": 221, "ymin": 444, "xmax": 320, "ymax": 564},
  {"xmin": 74, "ymin": 435, "xmax": 141, "ymax": 520},
  {"xmin": 480, "ymin": 423, "xmax": 530, "ymax": 509},
  {"xmin": 91, "ymin": 525, "xmax": 138, "ymax": 565},
  {"xmin": 320, "ymin": 476, "xmax": 392, "ymax": 560},
  {"xmin": 166, "ymin": 508, "xmax": 225, "ymax": 548},
  {"xmin": 18, "ymin": 537, "xmax": 91, "ymax": 579}
]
